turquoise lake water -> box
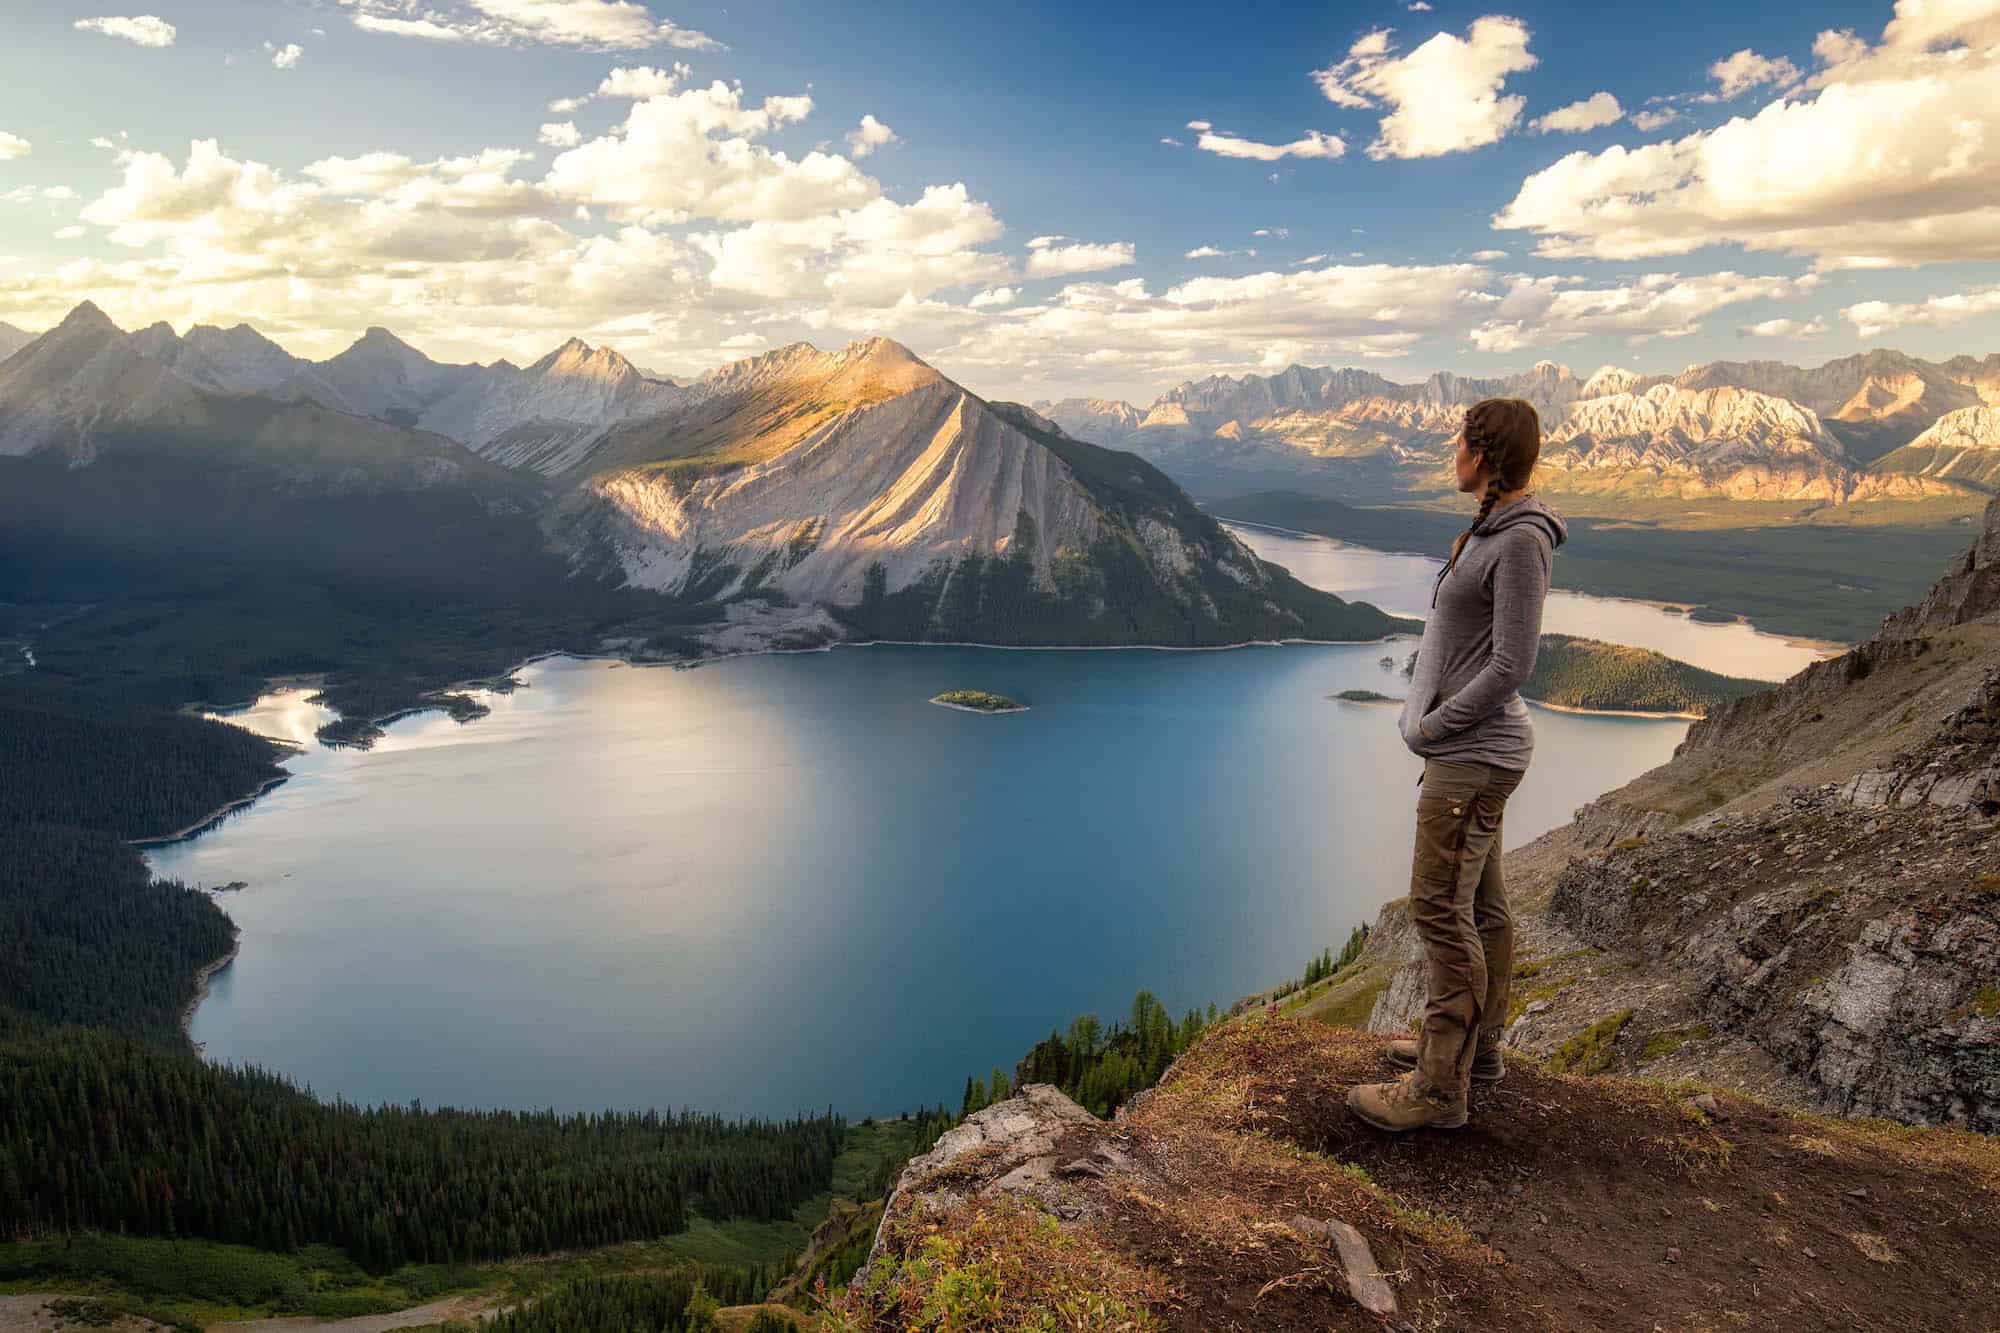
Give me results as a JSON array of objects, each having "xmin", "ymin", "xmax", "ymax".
[{"xmin": 152, "ymin": 528, "xmax": 1815, "ymax": 1119}]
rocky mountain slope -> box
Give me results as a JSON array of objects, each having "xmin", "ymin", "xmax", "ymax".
[
  {"xmin": 1042, "ymin": 348, "xmax": 2000, "ymax": 503},
  {"xmin": 0, "ymin": 303, "xmax": 1402, "ymax": 653},
  {"xmin": 1872, "ymin": 405, "xmax": 2000, "ymax": 493},
  {"xmin": 0, "ymin": 320, "xmax": 32, "ymax": 362},
  {"xmin": 1322, "ymin": 494, "xmax": 2000, "ymax": 1131},
  {"xmin": 552, "ymin": 340, "xmax": 1405, "ymax": 647}
]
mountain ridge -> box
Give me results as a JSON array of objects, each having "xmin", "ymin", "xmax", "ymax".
[{"xmin": 1038, "ymin": 347, "xmax": 2000, "ymax": 503}]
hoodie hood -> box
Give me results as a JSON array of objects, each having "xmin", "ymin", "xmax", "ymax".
[{"xmin": 1479, "ymin": 494, "xmax": 1567, "ymax": 550}]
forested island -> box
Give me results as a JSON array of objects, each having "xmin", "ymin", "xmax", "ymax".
[
  {"xmin": 930, "ymin": 689, "xmax": 1027, "ymax": 713},
  {"xmin": 1523, "ymin": 634, "xmax": 1766, "ymax": 717}
]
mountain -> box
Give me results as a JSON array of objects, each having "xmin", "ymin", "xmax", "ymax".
[
  {"xmin": 1, "ymin": 303, "xmax": 1406, "ymax": 685},
  {"xmin": 551, "ymin": 337, "xmax": 1405, "ymax": 647},
  {"xmin": 0, "ymin": 320, "xmax": 32, "ymax": 363},
  {"xmin": 1537, "ymin": 383, "xmax": 1855, "ymax": 500},
  {"xmin": 1675, "ymin": 349, "xmax": 1985, "ymax": 461},
  {"xmin": 0, "ymin": 303, "xmax": 522, "ymax": 494},
  {"xmin": 1323, "ymin": 492, "xmax": 2000, "ymax": 1130},
  {"xmin": 1043, "ymin": 349, "xmax": 2000, "ymax": 504},
  {"xmin": 416, "ymin": 337, "xmax": 684, "ymax": 475},
  {"xmin": 1870, "ymin": 405, "xmax": 2000, "ymax": 492}
]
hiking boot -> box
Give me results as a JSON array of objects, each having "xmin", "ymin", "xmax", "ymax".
[
  {"xmin": 1386, "ymin": 1037, "xmax": 1505, "ymax": 1084},
  {"xmin": 1347, "ymin": 1071, "xmax": 1468, "ymax": 1132}
]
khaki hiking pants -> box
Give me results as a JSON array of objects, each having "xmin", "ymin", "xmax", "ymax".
[{"xmin": 1409, "ymin": 757, "xmax": 1525, "ymax": 1093}]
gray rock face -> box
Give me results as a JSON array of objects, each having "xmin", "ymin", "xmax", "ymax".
[
  {"xmin": 1547, "ymin": 787, "xmax": 2000, "ymax": 1131},
  {"xmin": 861, "ymin": 1084, "xmax": 1139, "ymax": 1279}
]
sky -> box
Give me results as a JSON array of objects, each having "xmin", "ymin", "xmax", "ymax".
[{"xmin": 2, "ymin": 0, "xmax": 1998, "ymax": 403}]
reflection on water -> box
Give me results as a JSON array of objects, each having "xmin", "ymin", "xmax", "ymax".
[{"xmin": 1227, "ymin": 522, "xmax": 1836, "ymax": 682}]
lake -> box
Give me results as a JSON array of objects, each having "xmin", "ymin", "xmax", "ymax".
[{"xmin": 154, "ymin": 532, "xmax": 1818, "ymax": 1120}]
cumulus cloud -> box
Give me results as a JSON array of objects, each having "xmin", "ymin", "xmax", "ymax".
[
  {"xmin": 268, "ymin": 42, "xmax": 304, "ymax": 69},
  {"xmin": 543, "ymin": 82, "xmax": 871, "ymax": 224},
  {"xmin": 1313, "ymin": 16, "xmax": 1536, "ymax": 159},
  {"xmin": 597, "ymin": 63, "xmax": 688, "ymax": 97},
  {"xmin": 1529, "ymin": 91, "xmax": 1621, "ymax": 134},
  {"xmin": 969, "ymin": 286, "xmax": 1016, "ymax": 308},
  {"xmin": 1469, "ymin": 270, "xmax": 1811, "ymax": 352},
  {"xmin": 548, "ymin": 96, "xmax": 585, "ymax": 113},
  {"xmin": 1468, "ymin": 248, "xmax": 1507, "ymax": 260},
  {"xmin": 1841, "ymin": 285, "xmax": 2000, "ymax": 340},
  {"xmin": 1741, "ymin": 316, "xmax": 1826, "ymax": 337},
  {"xmin": 1705, "ymin": 48, "xmax": 1803, "ymax": 100},
  {"xmin": 0, "ymin": 132, "xmax": 28, "ymax": 161},
  {"xmin": 846, "ymin": 114, "xmax": 898, "ymax": 158},
  {"xmin": 1188, "ymin": 124, "xmax": 1344, "ymax": 161},
  {"xmin": 341, "ymin": 1, "xmax": 722, "ymax": 52},
  {"xmin": 1495, "ymin": 0, "xmax": 2000, "ymax": 269},
  {"xmin": 1630, "ymin": 107, "xmax": 1679, "ymax": 131},
  {"xmin": 74, "ymin": 15, "xmax": 177, "ymax": 46},
  {"xmin": 1185, "ymin": 246, "xmax": 1225, "ymax": 259},
  {"xmin": 539, "ymin": 121, "xmax": 582, "ymax": 148},
  {"xmin": 1024, "ymin": 238, "xmax": 1137, "ymax": 278}
]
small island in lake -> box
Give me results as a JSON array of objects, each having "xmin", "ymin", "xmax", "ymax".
[
  {"xmin": 931, "ymin": 689, "xmax": 1029, "ymax": 714},
  {"xmin": 1332, "ymin": 689, "xmax": 1402, "ymax": 704}
]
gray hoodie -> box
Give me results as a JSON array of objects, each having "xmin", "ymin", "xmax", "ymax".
[{"xmin": 1397, "ymin": 495, "xmax": 1568, "ymax": 771}]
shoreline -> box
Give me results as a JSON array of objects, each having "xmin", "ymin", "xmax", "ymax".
[
  {"xmin": 1218, "ymin": 516, "xmax": 1850, "ymax": 662},
  {"xmin": 1527, "ymin": 699, "xmax": 1702, "ymax": 721},
  {"xmin": 132, "ymin": 774, "xmax": 292, "ymax": 849},
  {"xmin": 181, "ymin": 938, "xmax": 239, "ymax": 1045}
]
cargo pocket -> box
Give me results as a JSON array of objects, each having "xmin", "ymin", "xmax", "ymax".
[{"xmin": 1413, "ymin": 789, "xmax": 1477, "ymax": 886}]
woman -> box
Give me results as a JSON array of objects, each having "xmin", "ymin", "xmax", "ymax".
[{"xmin": 1347, "ymin": 397, "xmax": 1567, "ymax": 1134}]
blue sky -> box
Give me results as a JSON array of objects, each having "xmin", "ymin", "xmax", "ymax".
[{"xmin": 3, "ymin": 0, "xmax": 1997, "ymax": 402}]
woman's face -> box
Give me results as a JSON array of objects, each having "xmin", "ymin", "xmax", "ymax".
[{"xmin": 1452, "ymin": 431, "xmax": 1485, "ymax": 494}]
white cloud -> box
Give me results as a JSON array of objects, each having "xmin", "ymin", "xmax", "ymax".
[
  {"xmin": 1841, "ymin": 285, "xmax": 2000, "ymax": 340},
  {"xmin": 268, "ymin": 42, "xmax": 304, "ymax": 69},
  {"xmin": 1291, "ymin": 253, "xmax": 1323, "ymax": 264},
  {"xmin": 0, "ymin": 132, "xmax": 28, "ymax": 161},
  {"xmin": 1025, "ymin": 240, "xmax": 1137, "ymax": 278},
  {"xmin": 1495, "ymin": 1, "xmax": 2000, "ymax": 269},
  {"xmin": 846, "ymin": 114, "xmax": 898, "ymax": 158},
  {"xmin": 1185, "ymin": 245, "xmax": 1226, "ymax": 259},
  {"xmin": 1469, "ymin": 248, "xmax": 1507, "ymax": 260},
  {"xmin": 1185, "ymin": 120, "xmax": 1212, "ymax": 131},
  {"xmin": 543, "ymin": 81, "xmax": 871, "ymax": 224},
  {"xmin": 55, "ymin": 225, "xmax": 87, "ymax": 240},
  {"xmin": 691, "ymin": 184, "xmax": 1007, "ymax": 306},
  {"xmin": 340, "ymin": 1, "xmax": 722, "ymax": 52},
  {"xmin": 1706, "ymin": 48, "xmax": 1802, "ymax": 100},
  {"xmin": 548, "ymin": 96, "xmax": 586, "ymax": 113},
  {"xmin": 1529, "ymin": 91, "xmax": 1621, "ymax": 134},
  {"xmin": 938, "ymin": 261, "xmax": 1491, "ymax": 396},
  {"xmin": 1313, "ymin": 16, "xmax": 1536, "ymax": 159},
  {"xmin": 1252, "ymin": 227, "xmax": 1290, "ymax": 239},
  {"xmin": 1158, "ymin": 136, "xmax": 1182, "ymax": 147},
  {"xmin": 1189, "ymin": 126, "xmax": 1344, "ymax": 161},
  {"xmin": 1629, "ymin": 107, "xmax": 1679, "ymax": 132},
  {"xmin": 1741, "ymin": 316, "xmax": 1827, "ymax": 337},
  {"xmin": 1407, "ymin": 1, "xmax": 1432, "ymax": 8},
  {"xmin": 539, "ymin": 121, "xmax": 582, "ymax": 148},
  {"xmin": 73, "ymin": 15, "xmax": 177, "ymax": 47},
  {"xmin": 969, "ymin": 286, "xmax": 1016, "ymax": 308},
  {"xmin": 1469, "ymin": 270, "xmax": 1809, "ymax": 352},
  {"xmin": 597, "ymin": 64, "xmax": 689, "ymax": 98}
]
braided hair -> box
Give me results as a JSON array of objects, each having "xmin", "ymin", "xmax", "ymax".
[{"xmin": 1433, "ymin": 396, "xmax": 1542, "ymax": 603}]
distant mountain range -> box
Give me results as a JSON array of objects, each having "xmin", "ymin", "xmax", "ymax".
[
  {"xmin": 1035, "ymin": 350, "xmax": 2000, "ymax": 503},
  {"xmin": 0, "ymin": 303, "xmax": 1404, "ymax": 657}
]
